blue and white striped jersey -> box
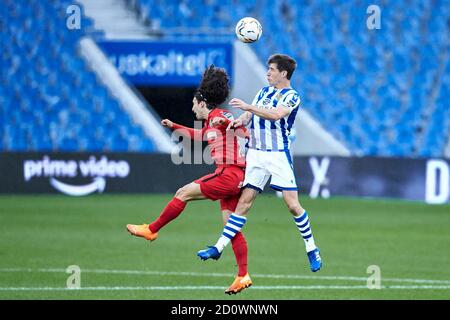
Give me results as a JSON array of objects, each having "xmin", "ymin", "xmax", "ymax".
[{"xmin": 247, "ymin": 86, "xmax": 301, "ymax": 151}]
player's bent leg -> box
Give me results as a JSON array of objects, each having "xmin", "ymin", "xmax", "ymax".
[
  {"xmin": 283, "ymin": 190, "xmax": 322, "ymax": 272},
  {"xmin": 234, "ymin": 187, "xmax": 259, "ymax": 217},
  {"xmin": 150, "ymin": 182, "xmax": 206, "ymax": 232},
  {"xmin": 223, "ymin": 210, "xmax": 249, "ymax": 276},
  {"xmin": 222, "ymin": 208, "xmax": 250, "ymax": 293},
  {"xmin": 174, "ymin": 182, "xmax": 207, "ymax": 202},
  {"xmin": 229, "ymin": 231, "xmax": 248, "ymax": 274},
  {"xmin": 282, "ymin": 190, "xmax": 304, "ymax": 216},
  {"xmin": 127, "ymin": 182, "xmax": 207, "ymax": 242},
  {"xmin": 197, "ymin": 189, "xmax": 258, "ymax": 261},
  {"xmin": 226, "ymin": 231, "xmax": 251, "ymax": 294}
]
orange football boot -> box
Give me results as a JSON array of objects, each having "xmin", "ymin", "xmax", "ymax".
[
  {"xmin": 225, "ymin": 273, "xmax": 252, "ymax": 295},
  {"xmin": 126, "ymin": 224, "xmax": 158, "ymax": 241}
]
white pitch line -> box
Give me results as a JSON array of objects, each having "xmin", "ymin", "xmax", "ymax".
[
  {"xmin": 1, "ymin": 267, "xmax": 450, "ymax": 285},
  {"xmin": 1, "ymin": 285, "xmax": 450, "ymax": 291}
]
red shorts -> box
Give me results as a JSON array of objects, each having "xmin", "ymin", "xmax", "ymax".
[{"xmin": 195, "ymin": 166, "xmax": 245, "ymax": 211}]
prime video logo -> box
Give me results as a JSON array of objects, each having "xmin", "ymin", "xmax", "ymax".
[
  {"xmin": 111, "ymin": 49, "xmax": 227, "ymax": 77},
  {"xmin": 23, "ymin": 155, "xmax": 130, "ymax": 196}
]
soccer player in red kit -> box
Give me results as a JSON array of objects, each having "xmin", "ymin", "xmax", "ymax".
[{"xmin": 126, "ymin": 65, "xmax": 252, "ymax": 294}]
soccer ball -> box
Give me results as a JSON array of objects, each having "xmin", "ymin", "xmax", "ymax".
[{"xmin": 235, "ymin": 17, "xmax": 262, "ymax": 43}]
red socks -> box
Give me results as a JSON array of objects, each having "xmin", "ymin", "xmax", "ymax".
[
  {"xmin": 231, "ymin": 232, "xmax": 248, "ymax": 276},
  {"xmin": 149, "ymin": 197, "xmax": 248, "ymax": 277},
  {"xmin": 149, "ymin": 197, "xmax": 186, "ymax": 233}
]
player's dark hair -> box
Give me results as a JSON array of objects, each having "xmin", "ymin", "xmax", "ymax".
[
  {"xmin": 195, "ymin": 65, "xmax": 230, "ymax": 108},
  {"xmin": 267, "ymin": 54, "xmax": 297, "ymax": 80}
]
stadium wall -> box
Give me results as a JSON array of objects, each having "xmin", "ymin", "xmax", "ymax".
[{"xmin": 1, "ymin": 153, "xmax": 448, "ymax": 204}]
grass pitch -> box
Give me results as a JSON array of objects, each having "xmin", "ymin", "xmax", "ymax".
[{"xmin": 0, "ymin": 194, "xmax": 449, "ymax": 300}]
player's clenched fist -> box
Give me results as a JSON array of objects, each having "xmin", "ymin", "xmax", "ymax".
[
  {"xmin": 211, "ymin": 117, "xmax": 226, "ymax": 127},
  {"xmin": 161, "ymin": 119, "xmax": 173, "ymax": 128},
  {"xmin": 227, "ymin": 118, "xmax": 243, "ymax": 130}
]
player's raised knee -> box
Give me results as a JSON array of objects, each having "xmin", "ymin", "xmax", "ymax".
[
  {"xmin": 286, "ymin": 201, "xmax": 303, "ymax": 215},
  {"xmin": 175, "ymin": 186, "xmax": 190, "ymax": 201}
]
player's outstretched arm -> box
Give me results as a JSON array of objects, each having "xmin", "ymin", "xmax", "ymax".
[
  {"xmin": 226, "ymin": 111, "xmax": 252, "ymax": 130},
  {"xmin": 161, "ymin": 119, "xmax": 174, "ymax": 128},
  {"xmin": 161, "ymin": 119, "xmax": 203, "ymax": 141},
  {"xmin": 229, "ymin": 98, "xmax": 290, "ymax": 121},
  {"xmin": 213, "ymin": 116, "xmax": 249, "ymax": 138}
]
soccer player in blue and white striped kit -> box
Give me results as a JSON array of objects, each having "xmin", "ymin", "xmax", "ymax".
[{"xmin": 197, "ymin": 54, "xmax": 322, "ymax": 274}]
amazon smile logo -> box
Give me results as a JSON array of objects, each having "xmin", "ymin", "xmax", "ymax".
[{"xmin": 23, "ymin": 155, "xmax": 130, "ymax": 196}]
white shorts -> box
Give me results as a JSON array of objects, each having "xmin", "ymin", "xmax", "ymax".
[{"xmin": 243, "ymin": 148, "xmax": 298, "ymax": 192}]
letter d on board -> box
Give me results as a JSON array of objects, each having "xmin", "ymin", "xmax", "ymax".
[{"xmin": 426, "ymin": 160, "xmax": 449, "ymax": 204}]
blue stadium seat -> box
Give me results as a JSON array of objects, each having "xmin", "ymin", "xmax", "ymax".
[
  {"xmin": 2, "ymin": 0, "xmax": 448, "ymax": 156},
  {"xmin": 1, "ymin": 1, "xmax": 158, "ymax": 152}
]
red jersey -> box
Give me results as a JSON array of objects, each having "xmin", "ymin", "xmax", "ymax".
[{"xmin": 172, "ymin": 108, "xmax": 246, "ymax": 168}]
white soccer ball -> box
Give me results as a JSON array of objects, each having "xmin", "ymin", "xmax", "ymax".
[{"xmin": 235, "ymin": 17, "xmax": 262, "ymax": 43}]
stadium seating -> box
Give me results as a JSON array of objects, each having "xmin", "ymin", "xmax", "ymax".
[
  {"xmin": 0, "ymin": 0, "xmax": 156, "ymax": 152},
  {"xmin": 134, "ymin": 0, "xmax": 449, "ymax": 157},
  {"xmin": 2, "ymin": 0, "xmax": 448, "ymax": 157}
]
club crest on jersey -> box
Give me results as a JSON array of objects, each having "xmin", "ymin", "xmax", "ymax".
[
  {"xmin": 287, "ymin": 100, "xmax": 296, "ymax": 108},
  {"xmin": 207, "ymin": 131, "xmax": 218, "ymax": 140},
  {"xmin": 263, "ymin": 98, "xmax": 271, "ymax": 106},
  {"xmin": 222, "ymin": 112, "xmax": 234, "ymax": 121},
  {"xmin": 287, "ymin": 94, "xmax": 300, "ymax": 108}
]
